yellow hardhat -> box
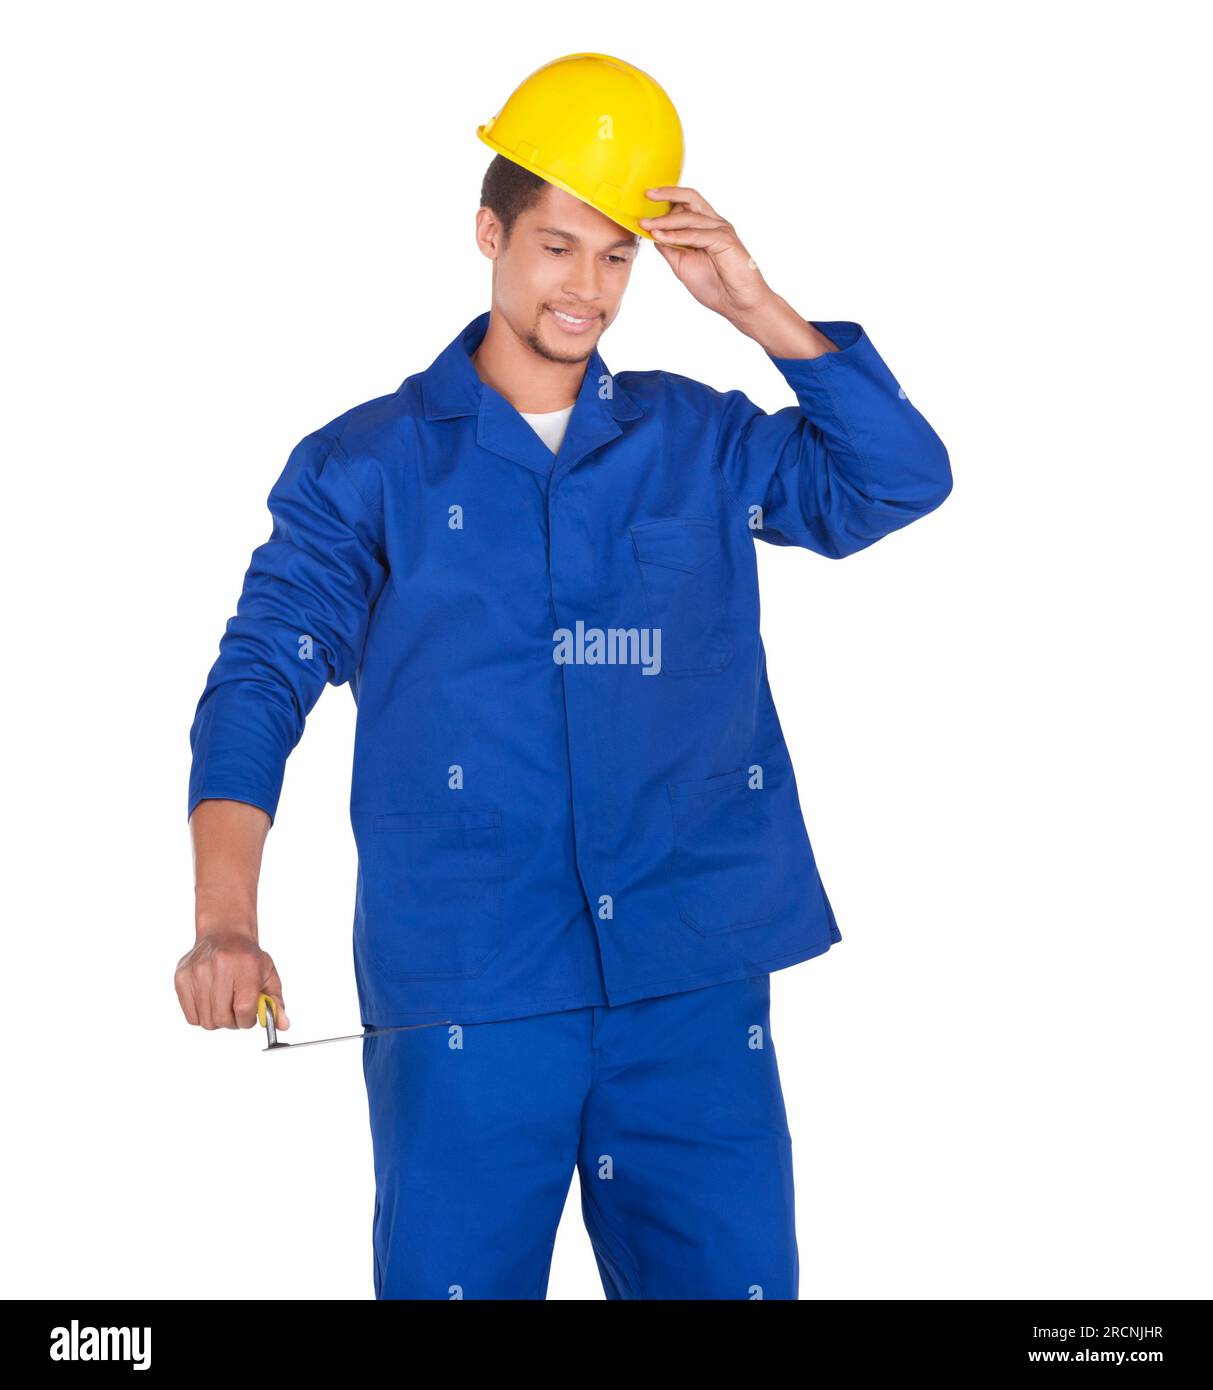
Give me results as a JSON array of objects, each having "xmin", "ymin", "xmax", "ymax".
[{"xmin": 477, "ymin": 52, "xmax": 684, "ymax": 242}]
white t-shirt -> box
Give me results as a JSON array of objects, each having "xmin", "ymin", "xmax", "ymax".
[{"xmin": 519, "ymin": 404, "xmax": 575, "ymax": 455}]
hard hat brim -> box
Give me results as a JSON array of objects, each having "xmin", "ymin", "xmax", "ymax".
[{"xmin": 476, "ymin": 125, "xmax": 655, "ymax": 243}]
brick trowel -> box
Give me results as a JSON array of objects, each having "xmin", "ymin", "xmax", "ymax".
[{"xmin": 256, "ymin": 993, "xmax": 452, "ymax": 1052}]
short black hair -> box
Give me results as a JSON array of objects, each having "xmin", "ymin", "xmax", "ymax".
[{"xmin": 480, "ymin": 155, "xmax": 548, "ymax": 244}]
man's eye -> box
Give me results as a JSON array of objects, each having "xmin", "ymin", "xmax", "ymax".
[{"xmin": 546, "ymin": 245, "xmax": 571, "ymax": 255}]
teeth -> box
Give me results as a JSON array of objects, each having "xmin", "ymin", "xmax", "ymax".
[{"xmin": 553, "ymin": 310, "xmax": 591, "ymax": 324}]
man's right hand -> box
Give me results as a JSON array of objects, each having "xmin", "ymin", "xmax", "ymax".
[
  {"xmin": 180, "ymin": 798, "xmax": 288, "ymax": 1031},
  {"xmin": 175, "ymin": 930, "xmax": 290, "ymax": 1032}
]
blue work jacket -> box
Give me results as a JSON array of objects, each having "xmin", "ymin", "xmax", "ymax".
[{"xmin": 188, "ymin": 310, "xmax": 952, "ymax": 1025}]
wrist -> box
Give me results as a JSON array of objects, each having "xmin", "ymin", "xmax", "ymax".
[
  {"xmin": 195, "ymin": 921, "xmax": 259, "ymax": 945},
  {"xmin": 194, "ymin": 899, "xmax": 258, "ymax": 941},
  {"xmin": 733, "ymin": 295, "xmax": 833, "ymax": 359},
  {"xmin": 729, "ymin": 290, "xmax": 792, "ymax": 340}
]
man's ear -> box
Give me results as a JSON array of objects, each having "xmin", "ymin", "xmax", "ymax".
[{"xmin": 475, "ymin": 205, "xmax": 504, "ymax": 261}]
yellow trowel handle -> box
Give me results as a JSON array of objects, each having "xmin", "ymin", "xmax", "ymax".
[{"xmin": 257, "ymin": 993, "xmax": 279, "ymax": 1045}]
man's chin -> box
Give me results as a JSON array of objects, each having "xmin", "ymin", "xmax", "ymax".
[{"xmin": 529, "ymin": 324, "xmax": 597, "ymax": 364}]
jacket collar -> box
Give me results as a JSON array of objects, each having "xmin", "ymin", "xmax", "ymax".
[{"xmin": 415, "ymin": 310, "xmax": 644, "ymax": 478}]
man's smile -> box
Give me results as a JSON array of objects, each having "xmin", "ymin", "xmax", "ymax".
[{"xmin": 547, "ymin": 305, "xmax": 599, "ymax": 335}]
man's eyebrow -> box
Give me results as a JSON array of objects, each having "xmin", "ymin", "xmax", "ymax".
[{"xmin": 534, "ymin": 225, "xmax": 638, "ymax": 249}]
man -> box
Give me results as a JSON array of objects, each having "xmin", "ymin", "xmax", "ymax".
[{"xmin": 178, "ymin": 54, "xmax": 952, "ymax": 1300}]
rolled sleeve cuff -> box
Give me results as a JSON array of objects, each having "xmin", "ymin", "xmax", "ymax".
[
  {"xmin": 187, "ymin": 783, "xmax": 280, "ymax": 826},
  {"xmin": 763, "ymin": 319, "xmax": 899, "ymax": 424},
  {"xmin": 765, "ymin": 319, "xmax": 867, "ymax": 372}
]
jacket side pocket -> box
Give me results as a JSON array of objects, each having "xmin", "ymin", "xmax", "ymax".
[
  {"xmin": 667, "ymin": 769, "xmax": 781, "ymax": 935},
  {"xmin": 362, "ymin": 809, "xmax": 504, "ymax": 982}
]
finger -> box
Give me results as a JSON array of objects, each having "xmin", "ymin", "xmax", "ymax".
[
  {"xmin": 640, "ymin": 211, "xmax": 726, "ymax": 233},
  {"xmin": 233, "ymin": 984, "xmax": 262, "ymax": 1030},
  {"xmin": 211, "ymin": 965, "xmax": 239, "ymax": 1029},
  {"xmin": 190, "ymin": 961, "xmax": 217, "ymax": 1029},
  {"xmin": 174, "ymin": 970, "xmax": 200, "ymax": 1027},
  {"xmin": 649, "ymin": 227, "xmax": 723, "ymax": 250},
  {"xmin": 645, "ymin": 187, "xmax": 718, "ymax": 217}
]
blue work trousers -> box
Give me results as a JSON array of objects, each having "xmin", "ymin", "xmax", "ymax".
[{"xmin": 361, "ymin": 973, "xmax": 798, "ymax": 1299}]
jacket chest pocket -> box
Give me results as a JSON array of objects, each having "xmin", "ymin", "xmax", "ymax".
[
  {"xmin": 362, "ymin": 809, "xmax": 504, "ymax": 981},
  {"xmin": 630, "ymin": 517, "xmax": 733, "ymax": 676},
  {"xmin": 667, "ymin": 770, "xmax": 781, "ymax": 935}
]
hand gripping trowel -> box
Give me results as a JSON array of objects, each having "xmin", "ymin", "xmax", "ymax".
[{"xmin": 256, "ymin": 994, "xmax": 452, "ymax": 1052}]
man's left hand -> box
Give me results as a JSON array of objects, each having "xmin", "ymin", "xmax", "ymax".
[{"xmin": 640, "ymin": 186, "xmax": 778, "ymax": 324}]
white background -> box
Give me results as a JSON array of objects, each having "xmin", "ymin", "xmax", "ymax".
[{"xmin": 3, "ymin": 1, "xmax": 1208, "ymax": 1300}]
